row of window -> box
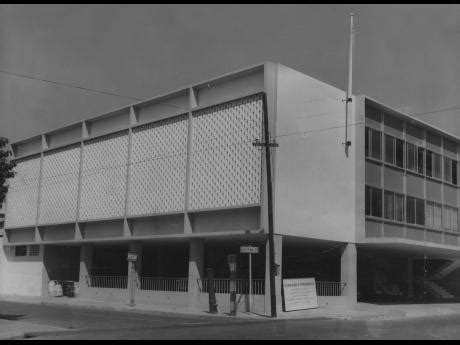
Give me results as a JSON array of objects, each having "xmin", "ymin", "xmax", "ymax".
[
  {"xmin": 365, "ymin": 128, "xmax": 458, "ymax": 185},
  {"xmin": 365, "ymin": 186, "xmax": 459, "ymax": 232},
  {"xmin": 14, "ymin": 245, "xmax": 40, "ymax": 257}
]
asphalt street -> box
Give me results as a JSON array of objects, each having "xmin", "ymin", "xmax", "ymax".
[{"xmin": 2, "ymin": 300, "xmax": 460, "ymax": 340}]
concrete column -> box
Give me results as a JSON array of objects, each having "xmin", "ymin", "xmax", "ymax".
[
  {"xmin": 341, "ymin": 243, "xmax": 358, "ymax": 305},
  {"xmin": 264, "ymin": 234, "xmax": 283, "ymax": 315},
  {"xmin": 41, "ymin": 245, "xmax": 50, "ymax": 297},
  {"xmin": 78, "ymin": 244, "xmax": 93, "ymax": 291},
  {"xmin": 407, "ymin": 257, "xmax": 414, "ymax": 299},
  {"xmin": 129, "ymin": 242, "xmax": 143, "ymax": 288},
  {"xmin": 187, "ymin": 238, "xmax": 205, "ymax": 309}
]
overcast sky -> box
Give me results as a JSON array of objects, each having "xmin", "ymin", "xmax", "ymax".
[{"xmin": 0, "ymin": 4, "xmax": 459, "ymax": 142}]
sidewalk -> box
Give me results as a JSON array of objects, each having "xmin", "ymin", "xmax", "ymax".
[
  {"xmin": 0, "ymin": 293, "xmax": 266, "ymax": 320},
  {"xmin": 276, "ymin": 302, "xmax": 460, "ymax": 321},
  {"xmin": 4, "ymin": 294, "xmax": 460, "ymax": 321},
  {"xmin": 0, "ymin": 319, "xmax": 69, "ymax": 340},
  {"xmin": 3, "ymin": 294, "xmax": 460, "ymax": 339}
]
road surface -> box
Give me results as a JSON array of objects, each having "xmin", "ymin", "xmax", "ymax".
[{"xmin": 1, "ymin": 300, "xmax": 460, "ymax": 340}]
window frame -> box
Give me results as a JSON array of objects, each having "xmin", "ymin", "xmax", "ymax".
[
  {"xmin": 395, "ymin": 138, "xmax": 405, "ymax": 168},
  {"xmin": 426, "ymin": 150, "xmax": 433, "ymax": 177},
  {"xmin": 14, "ymin": 245, "xmax": 28, "ymax": 257},
  {"xmin": 406, "ymin": 142, "xmax": 417, "ymax": 172},
  {"xmin": 384, "ymin": 134, "xmax": 395, "ymax": 165},
  {"xmin": 371, "ymin": 129, "xmax": 382, "ymax": 160},
  {"xmin": 444, "ymin": 157, "xmax": 452, "ymax": 184},
  {"xmin": 365, "ymin": 185, "xmax": 383, "ymax": 218}
]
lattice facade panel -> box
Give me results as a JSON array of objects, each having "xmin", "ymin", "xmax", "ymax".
[
  {"xmin": 79, "ymin": 131, "xmax": 129, "ymax": 221},
  {"xmin": 38, "ymin": 144, "xmax": 81, "ymax": 225},
  {"xmin": 5, "ymin": 156, "xmax": 41, "ymax": 228},
  {"xmin": 128, "ymin": 115, "xmax": 188, "ymax": 216},
  {"xmin": 189, "ymin": 94, "xmax": 263, "ymax": 210}
]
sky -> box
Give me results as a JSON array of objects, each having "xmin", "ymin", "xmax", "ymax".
[{"xmin": 0, "ymin": 4, "xmax": 459, "ymax": 143}]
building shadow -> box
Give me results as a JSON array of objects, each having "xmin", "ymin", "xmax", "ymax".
[{"xmin": 0, "ymin": 314, "xmax": 25, "ymax": 320}]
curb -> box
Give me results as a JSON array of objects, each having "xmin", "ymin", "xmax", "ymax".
[
  {"xmin": 38, "ymin": 300, "xmax": 265, "ymax": 320},
  {"xmin": 18, "ymin": 318, "xmax": 284, "ymax": 339}
]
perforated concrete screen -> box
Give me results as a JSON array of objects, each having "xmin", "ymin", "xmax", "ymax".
[
  {"xmin": 189, "ymin": 94, "xmax": 263, "ymax": 210},
  {"xmin": 128, "ymin": 115, "xmax": 188, "ymax": 216},
  {"xmin": 38, "ymin": 144, "xmax": 81, "ymax": 225},
  {"xmin": 79, "ymin": 131, "xmax": 129, "ymax": 220},
  {"xmin": 5, "ymin": 156, "xmax": 41, "ymax": 228}
]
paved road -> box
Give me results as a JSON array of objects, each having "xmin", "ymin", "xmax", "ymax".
[
  {"xmin": 2, "ymin": 300, "xmax": 460, "ymax": 339},
  {"xmin": 0, "ymin": 300, "xmax": 243, "ymax": 331}
]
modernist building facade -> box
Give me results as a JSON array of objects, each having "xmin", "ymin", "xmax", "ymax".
[{"xmin": 1, "ymin": 62, "xmax": 459, "ymax": 315}]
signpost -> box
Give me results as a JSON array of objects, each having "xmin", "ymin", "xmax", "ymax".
[
  {"xmin": 207, "ymin": 268, "xmax": 218, "ymax": 314},
  {"xmin": 127, "ymin": 252, "xmax": 138, "ymax": 307},
  {"xmin": 240, "ymin": 245, "xmax": 259, "ymax": 313},
  {"xmin": 282, "ymin": 278, "xmax": 318, "ymax": 311},
  {"xmin": 228, "ymin": 254, "xmax": 237, "ymax": 316}
]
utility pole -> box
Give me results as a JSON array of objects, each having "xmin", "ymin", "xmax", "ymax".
[
  {"xmin": 253, "ymin": 93, "xmax": 279, "ymax": 318},
  {"xmin": 343, "ymin": 12, "xmax": 355, "ymax": 157}
]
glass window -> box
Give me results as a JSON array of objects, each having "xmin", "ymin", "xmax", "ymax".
[
  {"xmin": 371, "ymin": 187, "xmax": 382, "ymax": 218},
  {"xmin": 384, "ymin": 191, "xmax": 394, "ymax": 220},
  {"xmin": 365, "ymin": 186, "xmax": 371, "ymax": 216},
  {"xmin": 417, "ymin": 147, "xmax": 424, "ymax": 174},
  {"xmin": 426, "ymin": 201, "xmax": 434, "ymax": 228},
  {"xmin": 28, "ymin": 245, "xmax": 40, "ymax": 256},
  {"xmin": 416, "ymin": 198, "xmax": 425, "ymax": 225},
  {"xmin": 443, "ymin": 207, "xmax": 451, "ymax": 230},
  {"xmin": 385, "ymin": 135, "xmax": 395, "ymax": 164},
  {"xmin": 452, "ymin": 161, "xmax": 458, "ymax": 185},
  {"xmin": 395, "ymin": 194, "xmax": 404, "ymax": 221},
  {"xmin": 444, "ymin": 157, "xmax": 452, "ymax": 183},
  {"xmin": 395, "ymin": 139, "xmax": 404, "ymax": 168},
  {"xmin": 434, "ymin": 203, "xmax": 442, "ymax": 230},
  {"xmin": 451, "ymin": 208, "xmax": 458, "ymax": 232},
  {"xmin": 15, "ymin": 246, "xmax": 27, "ymax": 257},
  {"xmin": 426, "ymin": 150, "xmax": 433, "ymax": 177},
  {"xmin": 406, "ymin": 143, "xmax": 416, "ymax": 171},
  {"xmin": 365, "ymin": 128, "xmax": 369, "ymax": 157},
  {"xmin": 434, "ymin": 153, "xmax": 442, "ymax": 179},
  {"xmin": 371, "ymin": 129, "xmax": 382, "ymax": 160},
  {"xmin": 406, "ymin": 196, "xmax": 415, "ymax": 224},
  {"xmin": 366, "ymin": 104, "xmax": 382, "ymax": 122}
]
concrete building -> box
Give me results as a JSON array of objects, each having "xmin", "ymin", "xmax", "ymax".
[{"xmin": 1, "ymin": 62, "xmax": 460, "ymax": 316}]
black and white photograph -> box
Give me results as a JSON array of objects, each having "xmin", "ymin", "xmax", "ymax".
[{"xmin": 0, "ymin": 3, "xmax": 459, "ymax": 340}]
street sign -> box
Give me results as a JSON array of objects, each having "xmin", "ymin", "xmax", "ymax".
[
  {"xmin": 240, "ymin": 245, "xmax": 260, "ymax": 314},
  {"xmin": 127, "ymin": 252, "xmax": 138, "ymax": 262},
  {"xmin": 240, "ymin": 246, "xmax": 259, "ymax": 254}
]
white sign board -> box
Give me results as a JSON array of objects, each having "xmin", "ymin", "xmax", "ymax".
[
  {"xmin": 240, "ymin": 246, "xmax": 259, "ymax": 254},
  {"xmin": 283, "ymin": 278, "xmax": 318, "ymax": 311},
  {"xmin": 127, "ymin": 253, "xmax": 138, "ymax": 262}
]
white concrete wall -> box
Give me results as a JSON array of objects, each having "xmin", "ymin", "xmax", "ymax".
[
  {"xmin": 273, "ymin": 64, "xmax": 357, "ymax": 243},
  {"xmin": 0, "ymin": 245, "xmax": 44, "ymax": 296}
]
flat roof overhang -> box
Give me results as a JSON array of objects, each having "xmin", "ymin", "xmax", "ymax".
[
  {"xmin": 359, "ymin": 238, "xmax": 460, "ymax": 259},
  {"xmin": 363, "ymin": 95, "xmax": 460, "ymax": 144}
]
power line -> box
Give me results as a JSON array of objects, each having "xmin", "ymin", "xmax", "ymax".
[
  {"xmin": 0, "ymin": 68, "xmax": 142, "ymax": 101},
  {"xmin": 409, "ymin": 106, "xmax": 460, "ymax": 118},
  {"xmin": 3, "ymin": 66, "xmax": 459, "ymax": 120},
  {"xmin": 0, "ymin": 68, "xmax": 189, "ymax": 112}
]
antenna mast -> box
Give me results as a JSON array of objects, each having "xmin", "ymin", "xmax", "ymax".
[{"xmin": 344, "ymin": 12, "xmax": 354, "ymax": 156}]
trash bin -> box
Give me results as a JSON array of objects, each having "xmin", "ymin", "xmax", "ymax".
[
  {"xmin": 48, "ymin": 280, "xmax": 63, "ymax": 297},
  {"xmin": 61, "ymin": 281, "xmax": 78, "ymax": 297}
]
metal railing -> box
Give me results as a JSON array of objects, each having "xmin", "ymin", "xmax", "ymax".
[
  {"xmin": 140, "ymin": 277, "xmax": 188, "ymax": 292},
  {"xmin": 198, "ymin": 279, "xmax": 345, "ymax": 296},
  {"xmin": 198, "ymin": 279, "xmax": 265, "ymax": 295},
  {"xmin": 315, "ymin": 281, "xmax": 346, "ymax": 296},
  {"xmin": 87, "ymin": 275, "xmax": 128, "ymax": 289}
]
